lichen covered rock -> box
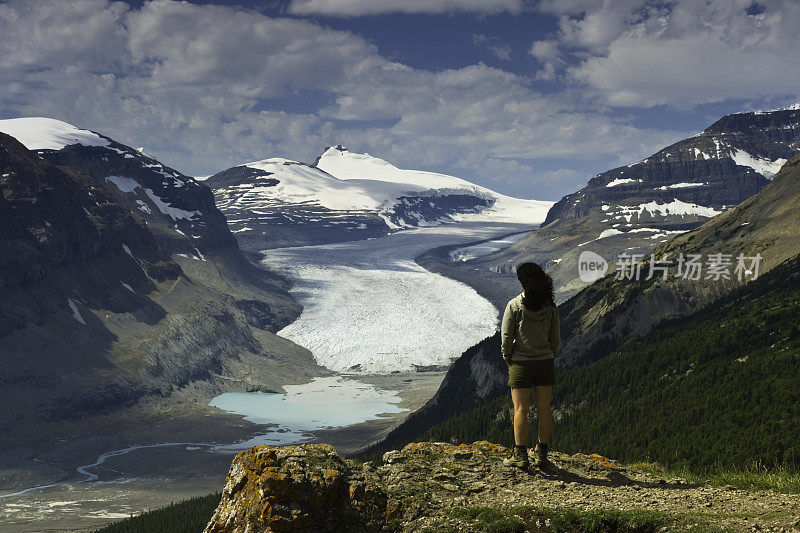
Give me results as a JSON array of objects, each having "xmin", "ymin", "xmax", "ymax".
[{"xmin": 204, "ymin": 444, "xmax": 386, "ymax": 533}]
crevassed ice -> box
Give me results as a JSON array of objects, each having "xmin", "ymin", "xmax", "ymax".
[
  {"xmin": 261, "ymin": 225, "xmax": 511, "ymax": 373},
  {"xmin": 449, "ymin": 231, "xmax": 528, "ymax": 262}
]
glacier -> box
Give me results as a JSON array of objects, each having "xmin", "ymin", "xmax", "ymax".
[{"xmin": 260, "ymin": 222, "xmax": 529, "ymax": 373}]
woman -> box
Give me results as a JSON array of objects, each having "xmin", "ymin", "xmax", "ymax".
[{"xmin": 501, "ymin": 262, "xmax": 560, "ymax": 470}]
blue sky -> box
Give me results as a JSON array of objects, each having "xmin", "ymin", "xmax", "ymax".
[{"xmin": 1, "ymin": 0, "xmax": 799, "ymax": 200}]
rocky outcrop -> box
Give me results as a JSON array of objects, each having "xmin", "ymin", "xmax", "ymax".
[
  {"xmin": 205, "ymin": 444, "xmax": 391, "ymax": 533},
  {"xmin": 205, "ymin": 441, "xmax": 800, "ymax": 532}
]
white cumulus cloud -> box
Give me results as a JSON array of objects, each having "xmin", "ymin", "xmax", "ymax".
[
  {"xmin": 0, "ymin": 0, "xmax": 689, "ymax": 200},
  {"xmin": 534, "ymin": 0, "xmax": 800, "ymax": 106}
]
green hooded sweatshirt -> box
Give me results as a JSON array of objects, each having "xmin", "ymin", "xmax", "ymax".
[{"xmin": 501, "ymin": 293, "xmax": 560, "ymax": 363}]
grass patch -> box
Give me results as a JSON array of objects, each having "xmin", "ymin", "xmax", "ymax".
[
  {"xmin": 449, "ymin": 506, "xmax": 524, "ymax": 532},
  {"xmin": 630, "ymin": 462, "xmax": 800, "ymax": 494},
  {"xmin": 94, "ymin": 492, "xmax": 221, "ymax": 533}
]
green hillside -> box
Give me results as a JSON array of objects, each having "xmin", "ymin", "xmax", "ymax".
[{"xmin": 419, "ymin": 253, "xmax": 800, "ymax": 473}]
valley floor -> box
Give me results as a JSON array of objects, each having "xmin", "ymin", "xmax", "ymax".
[{"xmin": 0, "ymin": 370, "xmax": 446, "ymax": 532}]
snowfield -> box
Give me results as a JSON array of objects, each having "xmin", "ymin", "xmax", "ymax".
[
  {"xmin": 260, "ymin": 223, "xmax": 529, "ymax": 373},
  {"xmin": 316, "ymin": 146, "xmax": 554, "ymax": 225},
  {"xmin": 730, "ymin": 149, "xmax": 787, "ymax": 179},
  {"xmin": 0, "ymin": 117, "xmax": 109, "ymax": 150}
]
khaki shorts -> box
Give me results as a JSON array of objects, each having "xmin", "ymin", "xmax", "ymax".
[{"xmin": 507, "ymin": 358, "xmax": 555, "ymax": 388}]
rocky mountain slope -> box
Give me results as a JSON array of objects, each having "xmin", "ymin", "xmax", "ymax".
[
  {"xmin": 206, "ymin": 145, "xmax": 552, "ymax": 251},
  {"xmin": 557, "ymin": 152, "xmax": 800, "ymax": 367},
  {"xmin": 475, "ymin": 105, "xmax": 800, "ymax": 299},
  {"xmin": 0, "ymin": 118, "xmax": 234, "ymax": 257},
  {"xmin": 0, "ymin": 122, "xmax": 324, "ymax": 435},
  {"xmin": 203, "ymin": 442, "xmax": 800, "ymax": 532}
]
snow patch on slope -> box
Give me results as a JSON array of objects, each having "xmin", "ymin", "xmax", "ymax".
[
  {"xmin": 67, "ymin": 299, "xmax": 86, "ymax": 325},
  {"xmin": 655, "ymin": 182, "xmax": 707, "ymax": 190},
  {"xmin": 606, "ymin": 178, "xmax": 640, "ymax": 187},
  {"xmin": 106, "ymin": 176, "xmax": 140, "ymax": 193},
  {"xmin": 107, "ymin": 176, "xmax": 200, "ymax": 220},
  {"xmin": 0, "ymin": 117, "xmax": 109, "ymax": 150},
  {"xmin": 609, "ymin": 199, "xmax": 722, "ymax": 223},
  {"xmin": 730, "ymin": 149, "xmax": 787, "ymax": 179},
  {"xmin": 143, "ymin": 188, "xmax": 201, "ymax": 220}
]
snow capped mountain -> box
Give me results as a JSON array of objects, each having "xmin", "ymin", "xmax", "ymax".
[
  {"xmin": 0, "ymin": 117, "xmax": 235, "ymax": 257},
  {"xmin": 0, "ymin": 120, "xmax": 311, "ymax": 433},
  {"xmin": 316, "ymin": 146, "xmax": 551, "ymax": 225},
  {"xmin": 471, "ymin": 105, "xmax": 800, "ymax": 299},
  {"xmin": 542, "ymin": 106, "xmax": 800, "ymax": 232},
  {"xmin": 207, "ymin": 145, "xmax": 552, "ymax": 250}
]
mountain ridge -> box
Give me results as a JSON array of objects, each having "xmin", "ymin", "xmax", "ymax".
[{"xmin": 474, "ymin": 106, "xmax": 800, "ymax": 300}]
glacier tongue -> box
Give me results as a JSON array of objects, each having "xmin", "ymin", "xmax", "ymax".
[{"xmin": 259, "ymin": 223, "xmax": 521, "ymax": 373}]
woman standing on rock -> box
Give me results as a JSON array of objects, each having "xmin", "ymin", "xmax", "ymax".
[{"xmin": 501, "ymin": 262, "xmax": 560, "ymax": 470}]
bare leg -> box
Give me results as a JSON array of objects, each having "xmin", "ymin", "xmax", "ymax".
[
  {"xmin": 510, "ymin": 387, "xmax": 532, "ymax": 446},
  {"xmin": 534, "ymin": 385, "xmax": 553, "ymax": 444}
]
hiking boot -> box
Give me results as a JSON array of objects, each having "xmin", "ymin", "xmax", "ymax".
[
  {"xmin": 534, "ymin": 442, "xmax": 549, "ymax": 467},
  {"xmin": 503, "ymin": 446, "xmax": 529, "ymax": 469}
]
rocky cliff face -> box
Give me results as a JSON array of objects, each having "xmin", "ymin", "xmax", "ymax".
[
  {"xmin": 204, "ymin": 442, "xmax": 800, "ymax": 532},
  {"xmin": 0, "ymin": 118, "xmax": 239, "ymax": 258},
  {"xmin": 0, "ymin": 133, "xmax": 177, "ymax": 290},
  {"xmin": 478, "ymin": 106, "xmax": 800, "ymax": 299},
  {"xmin": 0, "ymin": 127, "xmax": 320, "ymax": 433},
  {"xmin": 41, "ymin": 142, "xmax": 237, "ymax": 259}
]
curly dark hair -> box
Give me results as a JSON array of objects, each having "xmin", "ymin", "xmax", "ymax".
[{"xmin": 516, "ymin": 262, "xmax": 554, "ymax": 311}]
